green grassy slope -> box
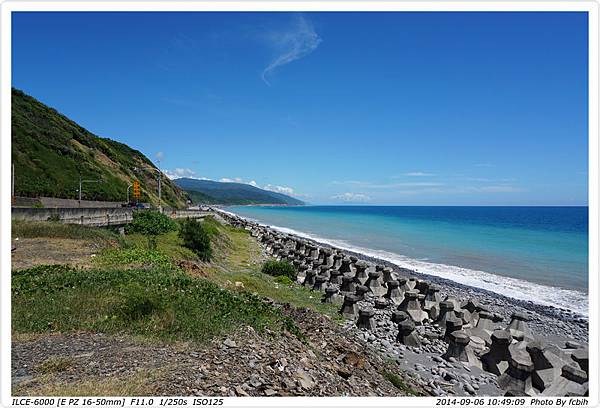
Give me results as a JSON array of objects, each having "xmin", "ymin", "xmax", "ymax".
[{"xmin": 11, "ymin": 88, "xmax": 187, "ymax": 207}]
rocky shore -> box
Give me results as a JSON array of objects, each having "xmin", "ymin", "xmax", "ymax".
[{"xmin": 217, "ymin": 209, "xmax": 589, "ymax": 397}]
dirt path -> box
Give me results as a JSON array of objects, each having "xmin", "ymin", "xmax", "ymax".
[{"xmin": 11, "ymin": 238, "xmax": 106, "ymax": 270}]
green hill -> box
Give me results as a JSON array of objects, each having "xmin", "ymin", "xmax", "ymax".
[
  {"xmin": 175, "ymin": 178, "xmax": 305, "ymax": 206},
  {"xmin": 11, "ymin": 88, "xmax": 187, "ymax": 207}
]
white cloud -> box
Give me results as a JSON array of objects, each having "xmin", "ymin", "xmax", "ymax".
[
  {"xmin": 163, "ymin": 168, "xmax": 210, "ymax": 180},
  {"xmin": 331, "ymin": 192, "xmax": 372, "ymax": 202},
  {"xmin": 219, "ymin": 177, "xmax": 244, "ymax": 183},
  {"xmin": 203, "ymin": 176, "xmax": 303, "ymax": 197},
  {"xmin": 261, "ymin": 14, "xmax": 322, "ymax": 86},
  {"xmin": 263, "ymin": 184, "xmax": 295, "ymax": 195},
  {"xmin": 155, "ymin": 151, "xmax": 165, "ymax": 161}
]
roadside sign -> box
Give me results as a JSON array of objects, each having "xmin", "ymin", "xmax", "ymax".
[{"xmin": 133, "ymin": 180, "xmax": 141, "ymax": 199}]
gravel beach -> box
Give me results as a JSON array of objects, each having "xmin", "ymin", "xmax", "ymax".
[{"xmin": 218, "ymin": 209, "xmax": 590, "ymax": 397}]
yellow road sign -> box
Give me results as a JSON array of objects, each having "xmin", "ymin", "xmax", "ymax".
[{"xmin": 133, "ymin": 180, "xmax": 141, "ymax": 198}]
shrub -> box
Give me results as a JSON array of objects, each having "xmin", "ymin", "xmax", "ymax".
[
  {"xmin": 261, "ymin": 260, "xmax": 296, "ymax": 280},
  {"xmin": 118, "ymin": 282, "xmax": 165, "ymax": 321},
  {"xmin": 179, "ymin": 218, "xmax": 212, "ymax": 261},
  {"xmin": 126, "ymin": 211, "xmax": 177, "ymax": 236},
  {"xmin": 274, "ymin": 275, "xmax": 294, "ymax": 285},
  {"xmin": 47, "ymin": 213, "xmax": 60, "ymax": 222}
]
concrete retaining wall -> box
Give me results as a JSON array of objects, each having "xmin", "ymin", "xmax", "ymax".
[
  {"xmin": 12, "ymin": 207, "xmax": 134, "ymax": 227},
  {"xmin": 12, "ymin": 208, "xmax": 211, "ymax": 227}
]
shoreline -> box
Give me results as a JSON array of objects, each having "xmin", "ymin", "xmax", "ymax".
[{"xmin": 215, "ymin": 207, "xmax": 588, "ymax": 344}]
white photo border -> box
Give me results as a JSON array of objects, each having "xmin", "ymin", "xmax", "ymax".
[{"xmin": 1, "ymin": 1, "xmax": 598, "ymax": 407}]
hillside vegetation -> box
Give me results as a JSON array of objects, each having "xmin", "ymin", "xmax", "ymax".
[
  {"xmin": 175, "ymin": 178, "xmax": 304, "ymax": 206},
  {"xmin": 11, "ymin": 88, "xmax": 187, "ymax": 207}
]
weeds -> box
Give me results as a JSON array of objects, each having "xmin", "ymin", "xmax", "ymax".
[
  {"xmin": 382, "ymin": 370, "xmax": 417, "ymax": 395},
  {"xmin": 36, "ymin": 357, "xmax": 73, "ymax": 374},
  {"xmin": 94, "ymin": 247, "xmax": 173, "ymax": 269},
  {"xmin": 12, "ymin": 264, "xmax": 300, "ymax": 343}
]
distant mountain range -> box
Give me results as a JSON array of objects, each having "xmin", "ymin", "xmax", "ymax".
[
  {"xmin": 11, "ymin": 88, "xmax": 187, "ymax": 207},
  {"xmin": 174, "ymin": 178, "xmax": 304, "ymax": 206}
]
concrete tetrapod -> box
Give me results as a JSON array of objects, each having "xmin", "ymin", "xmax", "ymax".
[
  {"xmin": 354, "ymin": 261, "xmax": 369, "ymax": 285},
  {"xmin": 481, "ymin": 329, "xmax": 512, "ymax": 375},
  {"xmin": 356, "ymin": 308, "xmax": 376, "ymax": 331},
  {"xmin": 507, "ymin": 312, "xmax": 535, "ymax": 342},
  {"xmin": 497, "ymin": 347, "xmax": 536, "ymax": 396},
  {"xmin": 541, "ymin": 364, "xmax": 588, "ymax": 397},
  {"xmin": 442, "ymin": 330, "xmax": 480, "ymax": 367},
  {"xmin": 396, "ymin": 318, "xmax": 421, "ymax": 347},
  {"xmin": 365, "ymin": 271, "xmax": 387, "ymax": 297},
  {"xmin": 384, "ymin": 280, "xmax": 404, "ymax": 305},
  {"xmin": 527, "ymin": 341, "xmax": 565, "ymax": 392},
  {"xmin": 397, "ymin": 290, "xmax": 428, "ymax": 324},
  {"xmin": 339, "ymin": 294, "xmax": 360, "ymax": 320},
  {"xmin": 339, "ymin": 275, "xmax": 357, "ymax": 295}
]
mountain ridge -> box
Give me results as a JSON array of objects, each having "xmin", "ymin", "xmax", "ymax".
[
  {"xmin": 11, "ymin": 87, "xmax": 188, "ymax": 207},
  {"xmin": 174, "ymin": 178, "xmax": 304, "ymax": 206}
]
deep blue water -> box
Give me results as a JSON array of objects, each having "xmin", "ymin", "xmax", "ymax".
[{"xmin": 226, "ymin": 206, "xmax": 589, "ymax": 315}]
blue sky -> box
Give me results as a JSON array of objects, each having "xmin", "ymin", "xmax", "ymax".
[{"xmin": 12, "ymin": 12, "xmax": 588, "ymax": 205}]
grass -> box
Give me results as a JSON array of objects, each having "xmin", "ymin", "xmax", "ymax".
[
  {"xmin": 382, "ymin": 370, "xmax": 418, "ymax": 396},
  {"xmin": 12, "ymin": 264, "xmax": 297, "ymax": 343},
  {"xmin": 11, "ymin": 215, "xmax": 337, "ymax": 344},
  {"xmin": 36, "ymin": 356, "xmax": 73, "ymax": 374},
  {"xmin": 12, "ymin": 220, "xmax": 120, "ymax": 242},
  {"xmin": 94, "ymin": 247, "xmax": 174, "ymax": 269},
  {"xmin": 14, "ymin": 368, "xmax": 162, "ymax": 396},
  {"xmin": 205, "ymin": 220, "xmax": 341, "ymax": 320}
]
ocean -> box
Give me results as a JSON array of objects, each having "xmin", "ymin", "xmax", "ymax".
[{"xmin": 225, "ymin": 205, "xmax": 589, "ymax": 316}]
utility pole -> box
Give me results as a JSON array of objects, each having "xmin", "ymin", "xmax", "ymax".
[
  {"xmin": 126, "ymin": 184, "xmax": 133, "ymax": 204},
  {"xmin": 11, "ymin": 163, "xmax": 15, "ymax": 206},
  {"xmin": 132, "ymin": 164, "xmax": 163, "ymax": 212},
  {"xmin": 78, "ymin": 175, "xmax": 103, "ymax": 207},
  {"xmin": 157, "ymin": 158, "xmax": 162, "ymax": 213}
]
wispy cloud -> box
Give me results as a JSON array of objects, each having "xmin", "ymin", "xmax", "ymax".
[
  {"xmin": 476, "ymin": 185, "xmax": 524, "ymax": 193},
  {"xmin": 474, "ymin": 163, "xmax": 494, "ymax": 168},
  {"xmin": 332, "ymin": 180, "xmax": 444, "ymax": 189},
  {"xmin": 402, "ymin": 172, "xmax": 435, "ymax": 177},
  {"xmin": 331, "ymin": 192, "xmax": 372, "ymax": 203},
  {"xmin": 261, "ymin": 14, "xmax": 322, "ymax": 86}
]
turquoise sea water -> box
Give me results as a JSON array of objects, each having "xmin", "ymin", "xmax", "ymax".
[{"xmin": 225, "ymin": 206, "xmax": 588, "ymax": 316}]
